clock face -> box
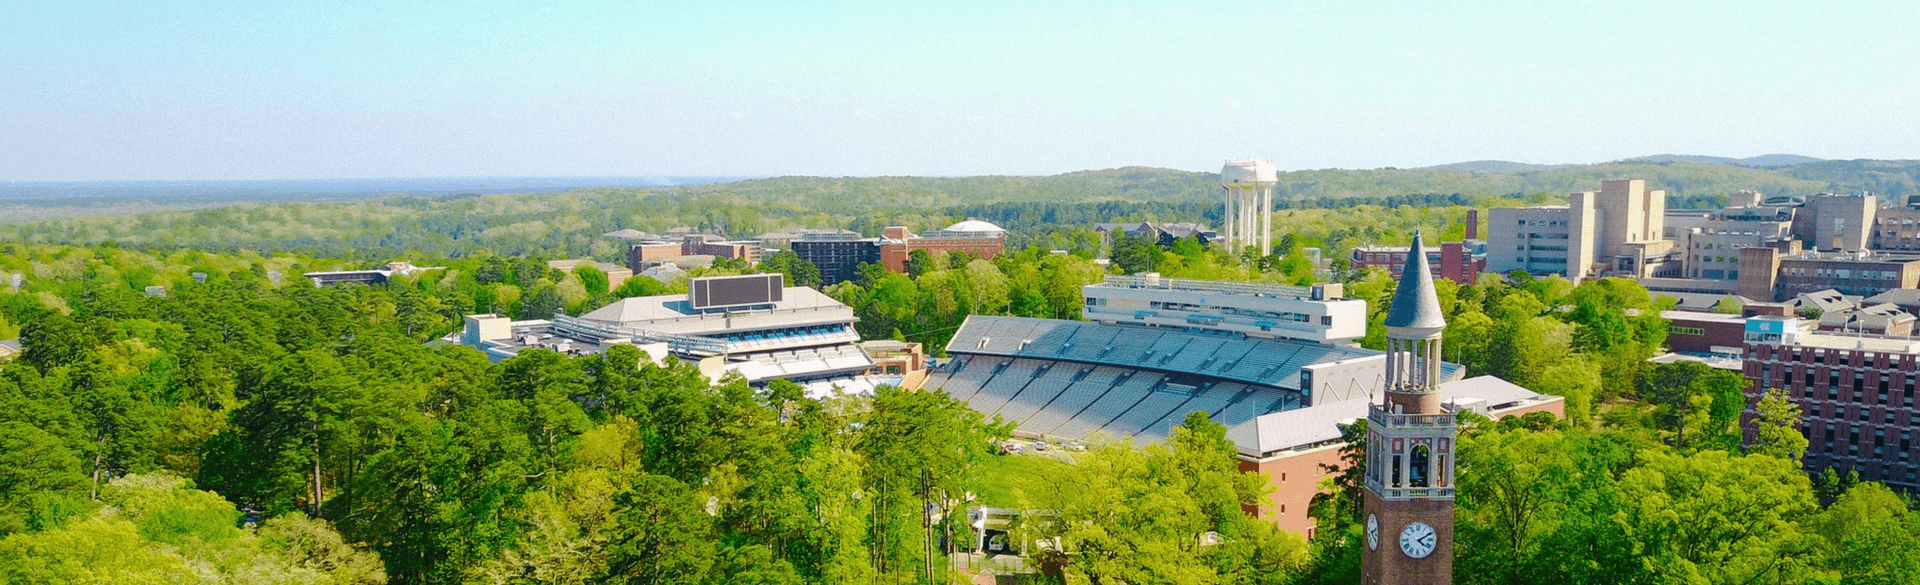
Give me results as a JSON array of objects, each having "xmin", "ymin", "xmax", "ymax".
[
  {"xmin": 1365, "ymin": 515, "xmax": 1378, "ymax": 550},
  {"xmin": 1399, "ymin": 521, "xmax": 1437, "ymax": 559}
]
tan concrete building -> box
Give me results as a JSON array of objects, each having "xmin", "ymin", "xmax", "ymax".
[
  {"xmin": 1487, "ymin": 179, "xmax": 1678, "ymax": 282},
  {"xmin": 1739, "ymin": 247, "xmax": 1920, "ymax": 301},
  {"xmin": 1799, "ymin": 193, "xmax": 1877, "ymax": 251}
]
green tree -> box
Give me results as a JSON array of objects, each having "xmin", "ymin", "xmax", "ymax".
[
  {"xmin": 612, "ymin": 275, "xmax": 666, "ymax": 298},
  {"xmin": 523, "ymin": 285, "xmax": 566, "ymax": 320},
  {"xmin": 1635, "ymin": 361, "xmax": 1747, "ymax": 450},
  {"xmin": 1109, "ymin": 231, "xmax": 1162, "ymax": 274},
  {"xmin": 605, "ymin": 474, "xmax": 714, "ymax": 585},
  {"xmin": 1612, "ymin": 449, "xmax": 1818, "ymax": 584},
  {"xmin": 575, "ymin": 265, "xmax": 610, "ymax": 295},
  {"xmin": 1751, "ymin": 388, "xmax": 1808, "ymax": 461},
  {"xmin": 0, "ymin": 421, "xmax": 89, "ymax": 534}
]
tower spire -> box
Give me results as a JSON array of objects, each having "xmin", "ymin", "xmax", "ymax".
[{"xmin": 1384, "ymin": 231, "xmax": 1446, "ymax": 330}]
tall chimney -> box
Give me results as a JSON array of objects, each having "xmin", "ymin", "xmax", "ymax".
[{"xmin": 1466, "ymin": 209, "xmax": 1479, "ymax": 240}]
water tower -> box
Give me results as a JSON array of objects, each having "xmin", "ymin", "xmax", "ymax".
[{"xmin": 1220, "ymin": 158, "xmax": 1278, "ymax": 254}]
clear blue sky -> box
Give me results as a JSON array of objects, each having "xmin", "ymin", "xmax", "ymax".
[{"xmin": 4, "ymin": 1, "xmax": 1917, "ymax": 180}]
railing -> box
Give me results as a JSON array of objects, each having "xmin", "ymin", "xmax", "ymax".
[
  {"xmin": 1367, "ymin": 406, "xmax": 1456, "ymax": 429},
  {"xmin": 1100, "ymin": 274, "xmax": 1312, "ymax": 299},
  {"xmin": 1365, "ymin": 478, "xmax": 1456, "ymax": 500},
  {"xmin": 551, "ymin": 315, "xmax": 730, "ymax": 356}
]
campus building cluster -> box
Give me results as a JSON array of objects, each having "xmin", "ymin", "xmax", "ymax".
[{"xmin": 611, "ymin": 220, "xmax": 1010, "ymax": 286}]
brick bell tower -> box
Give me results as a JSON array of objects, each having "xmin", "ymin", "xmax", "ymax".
[{"xmin": 1360, "ymin": 231, "xmax": 1455, "ymax": 585}]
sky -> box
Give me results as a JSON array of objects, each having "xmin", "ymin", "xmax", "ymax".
[{"xmin": 3, "ymin": 0, "xmax": 1918, "ymax": 181}]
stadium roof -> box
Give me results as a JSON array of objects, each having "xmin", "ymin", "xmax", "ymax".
[{"xmin": 1225, "ymin": 376, "xmax": 1556, "ymax": 458}]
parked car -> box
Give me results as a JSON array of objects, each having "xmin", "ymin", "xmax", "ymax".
[{"xmin": 1032, "ymin": 440, "xmax": 1048, "ymax": 451}]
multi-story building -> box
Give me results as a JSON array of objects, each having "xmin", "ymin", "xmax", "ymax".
[
  {"xmin": 683, "ymin": 235, "xmax": 761, "ymax": 264},
  {"xmin": 1486, "ymin": 205, "xmax": 1588, "ymax": 279},
  {"xmin": 755, "ymin": 228, "xmax": 862, "ymax": 251},
  {"xmin": 1349, "ymin": 241, "xmax": 1485, "ymax": 285},
  {"xmin": 624, "ymin": 233, "xmax": 763, "ymax": 273},
  {"xmin": 1663, "ymin": 310, "xmax": 1752, "ymax": 355},
  {"xmin": 1352, "ymin": 245, "xmax": 1443, "ymax": 277},
  {"xmin": 1798, "ymin": 193, "xmax": 1877, "ymax": 252},
  {"xmin": 1741, "ymin": 316, "xmax": 1920, "ymax": 489},
  {"xmin": 1080, "ymin": 273, "xmax": 1367, "ymax": 344},
  {"xmin": 1487, "ymin": 179, "xmax": 1679, "ymax": 282},
  {"xmin": 1871, "ymin": 203, "xmax": 1920, "ymax": 251},
  {"xmin": 1665, "ymin": 206, "xmax": 1797, "ymax": 281},
  {"xmin": 878, "ymin": 221, "xmax": 1008, "ymax": 272},
  {"xmin": 791, "ymin": 235, "xmax": 883, "ymax": 285},
  {"xmin": 1738, "ymin": 248, "xmax": 1920, "ymax": 300}
]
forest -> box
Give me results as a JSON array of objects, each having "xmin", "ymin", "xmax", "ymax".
[
  {"xmin": 2, "ymin": 158, "xmax": 1911, "ymax": 264},
  {"xmin": 2, "ymin": 233, "xmax": 1920, "ymax": 584}
]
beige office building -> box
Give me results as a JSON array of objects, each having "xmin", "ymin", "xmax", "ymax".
[{"xmin": 1487, "ymin": 179, "xmax": 1679, "ymax": 282}]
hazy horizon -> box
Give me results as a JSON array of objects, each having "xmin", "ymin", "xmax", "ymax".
[
  {"xmin": 0, "ymin": 152, "xmax": 1899, "ymax": 186},
  {"xmin": 6, "ymin": 1, "xmax": 1917, "ymax": 181}
]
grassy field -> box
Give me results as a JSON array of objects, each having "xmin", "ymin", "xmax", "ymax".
[{"xmin": 973, "ymin": 450, "xmax": 1075, "ymax": 507}]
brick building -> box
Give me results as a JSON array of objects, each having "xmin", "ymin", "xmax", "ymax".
[
  {"xmin": 878, "ymin": 220, "xmax": 1008, "ymax": 272},
  {"xmin": 1349, "ymin": 243, "xmax": 1485, "ymax": 285},
  {"xmin": 1741, "ymin": 316, "xmax": 1920, "ymax": 489},
  {"xmin": 626, "ymin": 234, "xmax": 763, "ymax": 274}
]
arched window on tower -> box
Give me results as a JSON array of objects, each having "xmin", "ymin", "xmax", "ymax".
[{"xmin": 1410, "ymin": 444, "xmax": 1431, "ymax": 488}]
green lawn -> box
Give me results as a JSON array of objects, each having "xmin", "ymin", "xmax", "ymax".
[{"xmin": 972, "ymin": 452, "xmax": 1066, "ymax": 508}]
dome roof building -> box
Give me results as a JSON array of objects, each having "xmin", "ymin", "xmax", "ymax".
[{"xmin": 942, "ymin": 219, "xmax": 1008, "ymax": 234}]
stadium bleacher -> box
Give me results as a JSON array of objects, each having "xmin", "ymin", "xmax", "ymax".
[
  {"xmin": 931, "ymin": 315, "xmax": 1463, "ymax": 446},
  {"xmin": 1099, "ymin": 388, "xmax": 1197, "ymax": 441},
  {"xmin": 1042, "ymin": 372, "xmax": 1165, "ymax": 439},
  {"xmin": 961, "ymin": 359, "xmax": 1044, "ymax": 415}
]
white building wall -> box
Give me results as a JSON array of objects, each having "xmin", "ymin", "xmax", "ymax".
[{"xmin": 1081, "ymin": 285, "xmax": 1367, "ymax": 344}]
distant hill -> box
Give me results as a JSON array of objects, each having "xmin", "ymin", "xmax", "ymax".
[
  {"xmin": 1769, "ymin": 159, "xmax": 1920, "ymax": 199},
  {"xmin": 1421, "ymin": 160, "xmax": 1574, "ymax": 173},
  {"xmin": 1621, "ymin": 154, "xmax": 1824, "ymax": 167},
  {"xmin": 10, "ymin": 160, "xmax": 1920, "ymax": 258}
]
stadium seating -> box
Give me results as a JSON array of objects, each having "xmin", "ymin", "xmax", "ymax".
[
  {"xmin": 1046, "ymin": 373, "xmax": 1163, "ymax": 439},
  {"xmin": 993, "ymin": 365, "xmax": 1082, "ymax": 424},
  {"xmin": 938, "ymin": 315, "xmax": 1431, "ymax": 446},
  {"xmin": 1098, "ymin": 389, "xmax": 1196, "ymax": 440},
  {"xmin": 963, "ymin": 359, "xmax": 1042, "ymax": 415}
]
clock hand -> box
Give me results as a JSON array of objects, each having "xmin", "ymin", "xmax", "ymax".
[{"xmin": 1421, "ymin": 534, "xmax": 1434, "ymax": 547}]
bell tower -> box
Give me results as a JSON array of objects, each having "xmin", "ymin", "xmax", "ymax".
[{"xmin": 1360, "ymin": 231, "xmax": 1455, "ymax": 585}]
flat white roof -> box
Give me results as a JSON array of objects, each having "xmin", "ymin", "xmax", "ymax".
[
  {"xmin": 581, "ymin": 286, "xmax": 845, "ymax": 324},
  {"xmin": 1788, "ymin": 332, "xmax": 1920, "ymax": 353},
  {"xmin": 1226, "ymin": 376, "xmax": 1559, "ymax": 458}
]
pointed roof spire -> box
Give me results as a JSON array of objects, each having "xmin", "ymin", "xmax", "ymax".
[{"xmin": 1384, "ymin": 230, "xmax": 1447, "ymax": 330}]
